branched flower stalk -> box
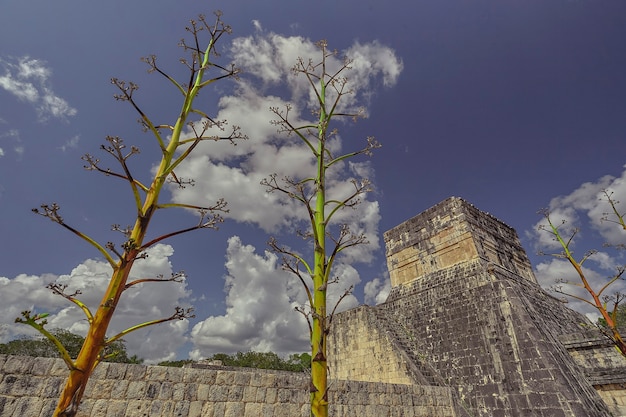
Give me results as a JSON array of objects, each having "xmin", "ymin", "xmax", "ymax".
[
  {"xmin": 22, "ymin": 12, "xmax": 244, "ymax": 417},
  {"xmin": 261, "ymin": 41, "xmax": 379, "ymax": 417},
  {"xmin": 538, "ymin": 189, "xmax": 626, "ymax": 357}
]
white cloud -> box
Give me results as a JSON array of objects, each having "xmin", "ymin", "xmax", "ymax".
[
  {"xmin": 189, "ymin": 236, "xmax": 361, "ymax": 358},
  {"xmin": 0, "ymin": 244, "xmax": 192, "ymax": 364},
  {"xmin": 529, "ymin": 166, "xmax": 626, "ymax": 249},
  {"xmin": 176, "ymin": 33, "xmax": 402, "ymax": 356},
  {"xmin": 169, "ymin": 33, "xmax": 402, "ymax": 264},
  {"xmin": 59, "ymin": 135, "xmax": 80, "ymax": 152},
  {"xmin": 529, "ymin": 166, "xmax": 626, "ymax": 323},
  {"xmin": 346, "ymin": 41, "xmax": 404, "ymax": 88},
  {"xmin": 364, "ymin": 276, "xmax": 391, "ymax": 305},
  {"xmin": 0, "ymin": 129, "xmax": 21, "ymax": 158},
  {"xmin": 190, "ymin": 236, "xmax": 309, "ymax": 357},
  {"xmin": 0, "ymin": 56, "xmax": 77, "ymax": 121},
  {"xmin": 534, "ymin": 258, "xmax": 626, "ymax": 322}
]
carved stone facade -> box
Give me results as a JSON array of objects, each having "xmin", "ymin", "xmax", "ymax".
[{"xmin": 330, "ymin": 197, "xmax": 626, "ymax": 417}]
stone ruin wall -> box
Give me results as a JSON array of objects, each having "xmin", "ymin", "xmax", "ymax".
[
  {"xmin": 327, "ymin": 307, "xmax": 415, "ymax": 386},
  {"xmin": 560, "ymin": 329, "xmax": 626, "ymax": 416},
  {"xmin": 4, "ymin": 196, "xmax": 626, "ymax": 416},
  {"xmin": 0, "ymin": 354, "xmax": 459, "ymax": 417},
  {"xmin": 385, "ymin": 197, "xmax": 535, "ymax": 287},
  {"xmin": 330, "ymin": 197, "xmax": 626, "ymax": 417}
]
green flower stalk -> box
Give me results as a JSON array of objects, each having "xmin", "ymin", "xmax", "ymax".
[
  {"xmin": 22, "ymin": 13, "xmax": 244, "ymax": 416},
  {"xmin": 263, "ymin": 40, "xmax": 379, "ymax": 417}
]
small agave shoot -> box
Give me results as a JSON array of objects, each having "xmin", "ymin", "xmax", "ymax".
[{"xmin": 20, "ymin": 12, "xmax": 245, "ymax": 416}]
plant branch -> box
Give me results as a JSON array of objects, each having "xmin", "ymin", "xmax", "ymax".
[
  {"xmin": 106, "ymin": 307, "xmax": 195, "ymax": 345},
  {"xmin": 125, "ymin": 271, "xmax": 186, "ymax": 289},
  {"xmin": 32, "ymin": 204, "xmax": 117, "ymax": 268},
  {"xmin": 47, "ymin": 283, "xmax": 94, "ymax": 324},
  {"xmin": 15, "ymin": 311, "xmax": 75, "ymax": 370}
]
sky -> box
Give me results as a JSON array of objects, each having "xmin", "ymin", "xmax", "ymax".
[{"xmin": 0, "ymin": 0, "xmax": 625, "ymax": 363}]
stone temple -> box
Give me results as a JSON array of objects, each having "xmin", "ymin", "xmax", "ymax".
[
  {"xmin": 2, "ymin": 197, "xmax": 626, "ymax": 416},
  {"xmin": 329, "ymin": 197, "xmax": 626, "ymax": 417}
]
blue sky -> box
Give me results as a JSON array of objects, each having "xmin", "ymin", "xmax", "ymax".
[{"xmin": 1, "ymin": 0, "xmax": 625, "ymax": 362}]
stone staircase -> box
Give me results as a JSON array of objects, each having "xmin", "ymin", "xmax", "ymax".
[{"xmin": 371, "ymin": 307, "xmax": 443, "ymax": 386}]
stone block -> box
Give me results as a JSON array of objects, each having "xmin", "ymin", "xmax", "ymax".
[
  {"xmin": 242, "ymin": 385, "xmax": 257, "ymax": 402},
  {"xmin": 105, "ymin": 364, "xmax": 128, "ymax": 381},
  {"xmin": 233, "ymin": 371, "xmax": 251, "ymax": 386},
  {"xmin": 243, "ymin": 402, "xmax": 262, "ymax": 417},
  {"xmin": 196, "ymin": 383, "xmax": 210, "ymax": 401},
  {"xmin": 215, "ymin": 370, "xmax": 234, "ymax": 386},
  {"xmin": 122, "ymin": 399, "xmax": 151, "ymax": 417},
  {"xmin": 187, "ymin": 401, "xmax": 204, "ymax": 417},
  {"xmin": 125, "ymin": 380, "xmax": 145, "ymax": 399},
  {"xmin": 172, "ymin": 400, "xmax": 190, "ymax": 416},
  {"xmin": 3, "ymin": 356, "xmax": 35, "ymax": 374},
  {"xmin": 224, "ymin": 401, "xmax": 244, "ymax": 417},
  {"xmin": 227, "ymin": 384, "xmax": 244, "ymax": 401},
  {"xmin": 265, "ymin": 387, "xmax": 277, "ymax": 403},
  {"xmin": 123, "ymin": 364, "xmax": 146, "ymax": 381},
  {"xmin": 207, "ymin": 384, "xmax": 229, "ymax": 402}
]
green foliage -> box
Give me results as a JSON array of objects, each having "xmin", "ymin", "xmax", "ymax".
[
  {"xmin": 0, "ymin": 329, "xmax": 143, "ymax": 364},
  {"xmin": 286, "ymin": 352, "xmax": 312, "ymax": 372},
  {"xmin": 598, "ymin": 303, "xmax": 626, "ymax": 328},
  {"xmin": 156, "ymin": 351, "xmax": 311, "ymax": 372},
  {"xmin": 156, "ymin": 359, "xmax": 194, "ymax": 367},
  {"xmin": 210, "ymin": 351, "xmax": 310, "ymax": 372}
]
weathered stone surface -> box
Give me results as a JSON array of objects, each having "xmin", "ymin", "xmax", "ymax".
[
  {"xmin": 2, "ymin": 197, "xmax": 624, "ymax": 417},
  {"xmin": 0, "ymin": 354, "xmax": 458, "ymax": 417},
  {"xmin": 331, "ymin": 197, "xmax": 626, "ymax": 417}
]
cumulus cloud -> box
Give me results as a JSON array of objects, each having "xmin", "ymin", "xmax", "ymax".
[
  {"xmin": 0, "ymin": 56, "xmax": 77, "ymax": 121},
  {"xmin": 189, "ymin": 236, "xmax": 360, "ymax": 358},
  {"xmin": 529, "ymin": 166, "xmax": 626, "ymax": 249},
  {"xmin": 173, "ymin": 32, "xmax": 401, "ymax": 355},
  {"xmin": 529, "ymin": 166, "xmax": 626, "ymax": 321},
  {"xmin": 0, "ymin": 244, "xmax": 192, "ymax": 363},
  {"xmin": 170, "ymin": 33, "xmax": 401, "ymax": 255},
  {"xmin": 364, "ymin": 276, "xmax": 391, "ymax": 305},
  {"xmin": 189, "ymin": 236, "xmax": 308, "ymax": 358},
  {"xmin": 2, "ymin": 33, "xmax": 400, "ymax": 360},
  {"xmin": 534, "ymin": 258, "xmax": 625, "ymax": 321}
]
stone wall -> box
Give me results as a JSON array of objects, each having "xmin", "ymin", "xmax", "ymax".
[
  {"xmin": 0, "ymin": 354, "xmax": 460, "ymax": 417},
  {"xmin": 384, "ymin": 197, "xmax": 535, "ymax": 286},
  {"xmin": 329, "ymin": 306, "xmax": 427, "ymax": 386},
  {"xmin": 560, "ymin": 330, "xmax": 626, "ymax": 416},
  {"xmin": 330, "ymin": 197, "xmax": 625, "ymax": 417}
]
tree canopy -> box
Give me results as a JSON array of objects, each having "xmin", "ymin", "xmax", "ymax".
[
  {"xmin": 598, "ymin": 303, "xmax": 626, "ymax": 329},
  {"xmin": 158, "ymin": 351, "xmax": 311, "ymax": 372},
  {"xmin": 0, "ymin": 329, "xmax": 143, "ymax": 364}
]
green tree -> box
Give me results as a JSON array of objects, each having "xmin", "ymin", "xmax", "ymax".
[
  {"xmin": 286, "ymin": 352, "xmax": 312, "ymax": 372},
  {"xmin": 155, "ymin": 351, "xmax": 310, "ymax": 371},
  {"xmin": 199, "ymin": 351, "xmax": 311, "ymax": 372},
  {"xmin": 0, "ymin": 329, "xmax": 142, "ymax": 364},
  {"xmin": 157, "ymin": 359, "xmax": 194, "ymax": 367},
  {"xmin": 262, "ymin": 41, "xmax": 378, "ymax": 417},
  {"xmin": 539, "ymin": 190, "xmax": 626, "ymax": 357},
  {"xmin": 18, "ymin": 13, "xmax": 243, "ymax": 417},
  {"xmin": 598, "ymin": 301, "xmax": 626, "ymax": 329}
]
